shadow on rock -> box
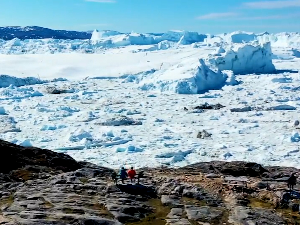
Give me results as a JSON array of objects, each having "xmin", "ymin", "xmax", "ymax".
[
  {"xmin": 116, "ymin": 184, "xmax": 157, "ymax": 198},
  {"xmin": 183, "ymin": 161, "xmax": 269, "ymax": 177}
]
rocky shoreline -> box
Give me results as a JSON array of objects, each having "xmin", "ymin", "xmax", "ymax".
[{"xmin": 0, "ymin": 140, "xmax": 300, "ymax": 225}]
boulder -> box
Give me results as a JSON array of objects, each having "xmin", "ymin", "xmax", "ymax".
[
  {"xmin": 45, "ymin": 86, "xmax": 74, "ymax": 94},
  {"xmin": 197, "ymin": 130, "xmax": 212, "ymax": 139}
]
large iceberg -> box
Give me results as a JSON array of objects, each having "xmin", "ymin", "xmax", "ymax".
[
  {"xmin": 114, "ymin": 33, "xmax": 155, "ymax": 46},
  {"xmin": 207, "ymin": 42, "xmax": 276, "ymax": 74},
  {"xmin": 230, "ymin": 32, "xmax": 256, "ymax": 43},
  {"xmin": 90, "ymin": 29, "xmax": 122, "ymax": 41},
  {"xmin": 257, "ymin": 32, "xmax": 300, "ymax": 48},
  {"xmin": 205, "ymin": 31, "xmax": 300, "ymax": 48},
  {"xmin": 91, "ymin": 29, "xmax": 207, "ymax": 46},
  {"xmin": 139, "ymin": 58, "xmax": 228, "ymax": 94},
  {"xmin": 91, "ymin": 31, "xmax": 155, "ymax": 46},
  {"xmin": 204, "ymin": 31, "xmax": 256, "ymax": 46},
  {"xmin": 154, "ymin": 30, "xmax": 207, "ymax": 44}
]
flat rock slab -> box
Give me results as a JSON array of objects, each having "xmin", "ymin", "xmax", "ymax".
[
  {"xmin": 0, "ymin": 215, "xmax": 10, "ymax": 224},
  {"xmin": 231, "ymin": 206, "xmax": 285, "ymax": 225},
  {"xmin": 185, "ymin": 205, "xmax": 223, "ymax": 222},
  {"xmin": 110, "ymin": 211, "xmax": 138, "ymax": 223},
  {"xmin": 224, "ymin": 176, "xmax": 249, "ymax": 182},
  {"xmin": 106, "ymin": 198, "xmax": 152, "ymax": 223},
  {"xmin": 205, "ymin": 173, "xmax": 220, "ymax": 178},
  {"xmin": 166, "ymin": 218, "xmax": 191, "ymax": 225},
  {"xmin": 161, "ymin": 195, "xmax": 181, "ymax": 207},
  {"xmin": 167, "ymin": 208, "xmax": 184, "ymax": 219},
  {"xmin": 19, "ymin": 211, "xmax": 48, "ymax": 219}
]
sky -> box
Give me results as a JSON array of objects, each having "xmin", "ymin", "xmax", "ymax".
[{"xmin": 0, "ymin": 0, "xmax": 299, "ymax": 34}]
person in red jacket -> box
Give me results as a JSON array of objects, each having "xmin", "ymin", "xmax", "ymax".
[{"xmin": 127, "ymin": 167, "xmax": 137, "ymax": 183}]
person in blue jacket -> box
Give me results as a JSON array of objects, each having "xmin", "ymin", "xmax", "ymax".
[{"xmin": 119, "ymin": 167, "xmax": 128, "ymax": 184}]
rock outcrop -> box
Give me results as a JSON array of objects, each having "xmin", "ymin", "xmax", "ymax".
[
  {"xmin": 0, "ymin": 140, "xmax": 81, "ymax": 181},
  {"xmin": 1, "ymin": 140, "xmax": 300, "ymax": 225}
]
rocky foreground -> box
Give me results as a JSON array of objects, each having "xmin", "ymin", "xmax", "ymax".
[{"xmin": 0, "ymin": 140, "xmax": 300, "ymax": 225}]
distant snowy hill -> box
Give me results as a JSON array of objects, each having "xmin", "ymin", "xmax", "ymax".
[
  {"xmin": 0, "ymin": 26, "xmax": 92, "ymax": 40},
  {"xmin": 1, "ymin": 26, "xmax": 300, "ymax": 49}
]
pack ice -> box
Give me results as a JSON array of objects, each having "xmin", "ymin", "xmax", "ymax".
[
  {"xmin": 139, "ymin": 42, "xmax": 275, "ymax": 93},
  {"xmin": 0, "ymin": 27, "xmax": 300, "ymax": 169}
]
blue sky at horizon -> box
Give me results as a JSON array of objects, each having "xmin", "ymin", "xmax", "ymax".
[{"xmin": 0, "ymin": 0, "xmax": 299, "ymax": 34}]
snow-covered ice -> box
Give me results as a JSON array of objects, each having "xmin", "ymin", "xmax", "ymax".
[
  {"xmin": 205, "ymin": 31, "xmax": 300, "ymax": 48},
  {"xmin": 207, "ymin": 43, "xmax": 276, "ymax": 74},
  {"xmin": 139, "ymin": 58, "xmax": 228, "ymax": 94},
  {"xmin": 1, "ymin": 29, "xmax": 300, "ymax": 169}
]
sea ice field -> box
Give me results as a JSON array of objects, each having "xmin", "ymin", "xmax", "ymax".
[{"xmin": 0, "ymin": 29, "xmax": 300, "ymax": 169}]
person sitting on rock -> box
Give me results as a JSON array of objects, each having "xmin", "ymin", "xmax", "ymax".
[
  {"xmin": 127, "ymin": 167, "xmax": 137, "ymax": 183},
  {"xmin": 119, "ymin": 167, "xmax": 128, "ymax": 184},
  {"xmin": 111, "ymin": 171, "xmax": 118, "ymax": 185},
  {"xmin": 287, "ymin": 173, "xmax": 297, "ymax": 191}
]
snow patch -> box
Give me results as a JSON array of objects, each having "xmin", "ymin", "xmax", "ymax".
[{"xmin": 0, "ymin": 85, "xmax": 44, "ymax": 100}]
